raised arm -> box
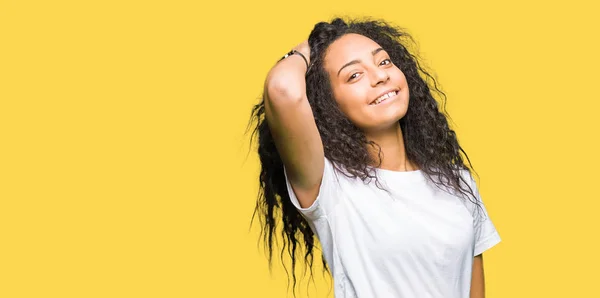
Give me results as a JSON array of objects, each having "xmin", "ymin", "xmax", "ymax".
[{"xmin": 263, "ymin": 41, "xmax": 325, "ymax": 209}]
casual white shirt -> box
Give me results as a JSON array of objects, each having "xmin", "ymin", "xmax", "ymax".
[{"xmin": 283, "ymin": 156, "xmax": 501, "ymax": 298}]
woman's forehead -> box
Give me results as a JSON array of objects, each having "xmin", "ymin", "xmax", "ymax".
[{"xmin": 324, "ymin": 34, "xmax": 383, "ymax": 71}]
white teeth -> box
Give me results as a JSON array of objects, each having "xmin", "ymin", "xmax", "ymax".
[{"xmin": 370, "ymin": 91, "xmax": 397, "ymax": 105}]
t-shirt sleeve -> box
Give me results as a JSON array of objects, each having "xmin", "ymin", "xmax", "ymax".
[
  {"xmin": 466, "ymin": 172, "xmax": 502, "ymax": 257},
  {"xmin": 283, "ymin": 155, "xmax": 339, "ymax": 221}
]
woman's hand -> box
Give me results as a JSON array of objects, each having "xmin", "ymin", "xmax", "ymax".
[{"xmin": 293, "ymin": 40, "xmax": 310, "ymax": 66}]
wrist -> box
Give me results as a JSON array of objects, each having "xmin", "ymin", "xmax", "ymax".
[
  {"xmin": 294, "ymin": 43, "xmax": 310, "ymax": 64},
  {"xmin": 279, "ymin": 49, "xmax": 309, "ymax": 73}
]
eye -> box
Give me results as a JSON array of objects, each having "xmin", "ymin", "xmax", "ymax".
[
  {"xmin": 347, "ymin": 72, "xmax": 361, "ymax": 82},
  {"xmin": 380, "ymin": 58, "xmax": 392, "ymax": 66}
]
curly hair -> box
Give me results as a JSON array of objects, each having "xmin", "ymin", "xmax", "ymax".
[{"xmin": 245, "ymin": 16, "xmax": 484, "ymax": 297}]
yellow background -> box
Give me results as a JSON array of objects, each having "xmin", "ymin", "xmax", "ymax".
[{"xmin": 1, "ymin": 0, "xmax": 599, "ymax": 297}]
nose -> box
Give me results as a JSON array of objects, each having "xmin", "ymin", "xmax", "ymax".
[{"xmin": 370, "ymin": 66, "xmax": 390, "ymax": 87}]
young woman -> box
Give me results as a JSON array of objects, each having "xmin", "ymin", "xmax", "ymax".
[{"xmin": 247, "ymin": 17, "xmax": 501, "ymax": 298}]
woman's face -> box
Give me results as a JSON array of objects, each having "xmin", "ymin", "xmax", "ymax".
[{"xmin": 323, "ymin": 33, "xmax": 410, "ymax": 133}]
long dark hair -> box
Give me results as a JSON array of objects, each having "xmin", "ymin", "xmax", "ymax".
[{"xmin": 246, "ymin": 16, "xmax": 483, "ymax": 297}]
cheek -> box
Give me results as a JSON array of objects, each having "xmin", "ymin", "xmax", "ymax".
[
  {"xmin": 393, "ymin": 68, "xmax": 408, "ymax": 83},
  {"xmin": 336, "ymin": 86, "xmax": 369, "ymax": 109}
]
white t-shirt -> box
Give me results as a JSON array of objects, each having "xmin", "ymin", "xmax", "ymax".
[{"xmin": 283, "ymin": 156, "xmax": 501, "ymax": 298}]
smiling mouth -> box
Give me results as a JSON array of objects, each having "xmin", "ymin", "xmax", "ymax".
[{"xmin": 369, "ymin": 90, "xmax": 398, "ymax": 105}]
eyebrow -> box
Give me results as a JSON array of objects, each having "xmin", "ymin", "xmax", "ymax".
[{"xmin": 337, "ymin": 47, "xmax": 386, "ymax": 77}]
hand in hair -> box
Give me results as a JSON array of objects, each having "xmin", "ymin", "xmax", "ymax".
[{"xmin": 293, "ymin": 40, "xmax": 310, "ymax": 65}]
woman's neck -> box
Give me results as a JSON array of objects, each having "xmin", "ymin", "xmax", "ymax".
[{"xmin": 366, "ymin": 124, "xmax": 418, "ymax": 172}]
